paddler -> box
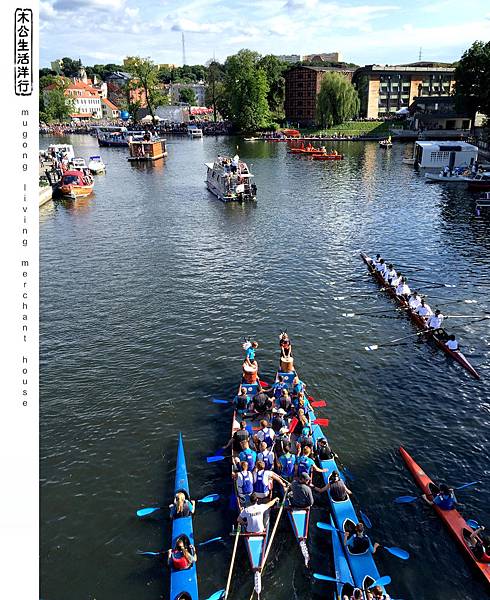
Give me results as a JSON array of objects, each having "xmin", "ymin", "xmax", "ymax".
[
  {"xmin": 251, "ymin": 386, "xmax": 272, "ymax": 415},
  {"xmin": 295, "ymin": 426, "xmax": 314, "ymax": 454},
  {"xmin": 253, "ymin": 460, "xmax": 287, "ymax": 499},
  {"xmin": 270, "ymin": 374, "xmax": 288, "ymax": 399},
  {"xmin": 167, "ymin": 536, "xmax": 197, "ymax": 570},
  {"xmin": 296, "ymin": 446, "xmax": 327, "ymax": 477},
  {"xmin": 257, "ymin": 440, "xmax": 275, "ymax": 471},
  {"xmin": 445, "ymin": 334, "xmax": 459, "ymax": 351},
  {"xmin": 271, "ymin": 407, "xmax": 288, "ymax": 433},
  {"xmin": 292, "ymin": 375, "xmax": 306, "ymax": 397},
  {"xmin": 422, "ymin": 484, "xmax": 458, "ymax": 510},
  {"xmin": 170, "ymin": 491, "xmax": 196, "ymax": 519},
  {"xmin": 254, "ymin": 419, "xmax": 275, "ymax": 448},
  {"xmin": 276, "ymin": 388, "xmax": 292, "ymax": 414},
  {"xmin": 237, "ymin": 439, "xmax": 257, "ymax": 471},
  {"xmin": 395, "ymin": 277, "xmax": 411, "ymax": 299},
  {"xmin": 367, "ymin": 586, "xmax": 391, "ymax": 600},
  {"xmin": 390, "ymin": 271, "xmax": 403, "ymax": 288},
  {"xmin": 235, "ymin": 460, "xmax": 254, "ymax": 506},
  {"xmin": 371, "ymin": 254, "xmax": 381, "ymax": 268},
  {"xmin": 237, "ymin": 492, "xmax": 279, "ymax": 533},
  {"xmin": 287, "ymin": 472, "xmax": 314, "ymax": 508},
  {"xmin": 233, "ymin": 387, "xmax": 251, "ymax": 418},
  {"xmin": 416, "ymin": 298, "xmax": 433, "ymax": 320},
  {"xmin": 277, "ymin": 443, "xmax": 296, "ymax": 481},
  {"xmin": 344, "ymin": 522, "xmax": 379, "ymax": 555},
  {"xmin": 426, "ymin": 308, "xmax": 445, "ymax": 330},
  {"xmin": 468, "ymin": 526, "xmax": 490, "ymax": 563},
  {"xmin": 223, "ymin": 420, "xmax": 250, "ymax": 454},
  {"xmin": 408, "ymin": 290, "xmax": 422, "ymax": 311},
  {"xmin": 314, "ymin": 470, "xmax": 352, "ymax": 502},
  {"xmin": 376, "ymin": 258, "xmax": 388, "ymax": 278},
  {"xmin": 316, "ymin": 437, "xmax": 336, "ymax": 460}
]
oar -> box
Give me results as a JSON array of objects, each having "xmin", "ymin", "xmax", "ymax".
[
  {"xmin": 467, "ymin": 519, "xmax": 480, "ymax": 529},
  {"xmin": 360, "ymin": 510, "xmax": 372, "ymax": 529},
  {"xmin": 391, "ymin": 263, "xmax": 425, "ymax": 272},
  {"xmin": 136, "ymin": 494, "xmax": 220, "ymax": 516},
  {"xmin": 313, "ymin": 573, "xmax": 392, "ymax": 588},
  {"xmin": 365, "ymin": 330, "xmax": 425, "ymax": 351},
  {"xmin": 212, "ymin": 398, "xmax": 231, "ymax": 404},
  {"xmin": 137, "ymin": 536, "xmax": 224, "ymax": 556},
  {"xmin": 206, "ymin": 454, "xmax": 231, "ymax": 463},
  {"xmin": 446, "ymin": 314, "xmax": 490, "ymax": 319},
  {"xmin": 425, "ymin": 297, "xmax": 478, "ymax": 304},
  {"xmin": 408, "ymin": 277, "xmax": 456, "ymax": 287},
  {"xmin": 342, "ymin": 307, "xmax": 407, "ymax": 317},
  {"xmin": 206, "ymin": 590, "xmax": 225, "ymax": 600},
  {"xmin": 224, "ymin": 527, "xmax": 241, "ymax": 600},
  {"xmin": 311, "ymin": 400, "xmax": 327, "ymax": 408},
  {"xmin": 394, "ymin": 480, "xmax": 480, "ymax": 503}
]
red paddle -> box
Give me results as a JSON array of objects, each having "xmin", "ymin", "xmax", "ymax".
[
  {"xmin": 311, "ymin": 400, "xmax": 327, "ymax": 408},
  {"xmin": 313, "ymin": 418, "xmax": 329, "ymax": 426},
  {"xmin": 288, "ymin": 417, "xmax": 298, "ymax": 434}
]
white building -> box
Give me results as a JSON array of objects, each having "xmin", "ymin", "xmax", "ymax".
[
  {"xmin": 44, "ymin": 80, "xmax": 103, "ymax": 120},
  {"xmin": 169, "ymin": 83, "xmax": 206, "ymax": 106},
  {"xmin": 276, "ymin": 54, "xmax": 301, "ymax": 64},
  {"xmin": 101, "ymin": 98, "xmax": 120, "ymax": 119}
]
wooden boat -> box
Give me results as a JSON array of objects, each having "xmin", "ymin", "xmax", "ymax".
[
  {"xmin": 360, "ymin": 252, "xmax": 480, "ymax": 379},
  {"xmin": 169, "ymin": 433, "xmax": 199, "ymax": 600},
  {"xmin": 59, "ymin": 170, "xmax": 94, "ymax": 199},
  {"xmin": 128, "ymin": 137, "xmax": 167, "ymax": 162},
  {"xmin": 399, "ymin": 447, "xmax": 490, "ymax": 587},
  {"xmin": 311, "ymin": 154, "xmax": 344, "ymax": 161}
]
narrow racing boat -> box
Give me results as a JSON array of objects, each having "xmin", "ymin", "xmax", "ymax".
[
  {"xmin": 399, "ymin": 447, "xmax": 490, "ymax": 587},
  {"xmin": 169, "ymin": 433, "xmax": 199, "ymax": 600},
  {"xmin": 331, "ymin": 514, "xmax": 355, "ymax": 600},
  {"xmin": 360, "ymin": 252, "xmax": 480, "ymax": 379}
]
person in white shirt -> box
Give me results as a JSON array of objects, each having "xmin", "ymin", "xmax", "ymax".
[
  {"xmin": 378, "ymin": 260, "xmax": 388, "ymax": 278},
  {"xmin": 427, "ymin": 309, "xmax": 444, "ymax": 330},
  {"xmin": 408, "ymin": 291, "xmax": 422, "ymax": 311},
  {"xmin": 395, "ymin": 277, "xmax": 411, "ymax": 298},
  {"xmin": 445, "ymin": 334, "xmax": 459, "ymax": 351},
  {"xmin": 254, "ymin": 420, "xmax": 275, "ymax": 449},
  {"xmin": 371, "ymin": 254, "xmax": 381, "ymax": 268},
  {"xmin": 416, "ymin": 299, "xmax": 433, "ymax": 320},
  {"xmin": 237, "ymin": 492, "xmax": 279, "ymax": 533},
  {"xmin": 384, "ymin": 264, "xmax": 397, "ymax": 283},
  {"xmin": 390, "ymin": 271, "xmax": 403, "ymax": 288}
]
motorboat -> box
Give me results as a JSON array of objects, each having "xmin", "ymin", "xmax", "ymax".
[
  {"xmin": 59, "ymin": 170, "xmax": 94, "ymax": 199},
  {"xmin": 88, "ymin": 156, "xmax": 106, "ymax": 174},
  {"xmin": 205, "ymin": 156, "xmax": 257, "ymax": 202},
  {"xmin": 468, "ymin": 172, "xmax": 490, "ymax": 192}
]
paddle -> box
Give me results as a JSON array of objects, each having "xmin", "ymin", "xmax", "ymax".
[
  {"xmin": 408, "ymin": 277, "xmax": 456, "ymax": 287},
  {"xmin": 288, "ymin": 417, "xmax": 298, "ymax": 434},
  {"xmin": 360, "ymin": 511, "xmax": 373, "ymax": 529},
  {"xmin": 342, "ymin": 307, "xmax": 407, "ymax": 317},
  {"xmin": 206, "ymin": 455, "xmax": 231, "ymax": 463},
  {"xmin": 206, "ymin": 590, "xmax": 225, "ymax": 600},
  {"xmin": 212, "ymin": 398, "xmax": 231, "ymax": 405},
  {"xmin": 394, "ymin": 481, "xmax": 480, "ymax": 503},
  {"xmin": 137, "ymin": 536, "xmax": 224, "ymax": 556},
  {"xmin": 313, "ymin": 573, "xmax": 392, "ymax": 587},
  {"xmin": 365, "ymin": 331, "xmax": 426, "ymax": 351},
  {"xmin": 467, "ymin": 519, "xmax": 480, "ymax": 529},
  {"xmin": 136, "ymin": 494, "xmax": 220, "ymax": 516},
  {"xmin": 310, "ymin": 400, "xmax": 327, "ymax": 408},
  {"xmin": 313, "ymin": 418, "xmax": 329, "ymax": 426},
  {"xmin": 446, "ymin": 314, "xmax": 490, "ymax": 319}
]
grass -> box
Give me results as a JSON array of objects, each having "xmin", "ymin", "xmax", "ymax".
[{"xmin": 299, "ymin": 120, "xmax": 394, "ymax": 137}]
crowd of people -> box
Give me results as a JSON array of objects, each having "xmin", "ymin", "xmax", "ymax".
[{"xmin": 369, "ymin": 254, "xmax": 458, "ymax": 350}]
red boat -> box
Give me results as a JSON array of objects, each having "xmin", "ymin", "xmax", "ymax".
[
  {"xmin": 360, "ymin": 252, "xmax": 480, "ymax": 379},
  {"xmin": 59, "ymin": 170, "xmax": 94, "ymax": 199},
  {"xmin": 399, "ymin": 447, "xmax": 490, "ymax": 587}
]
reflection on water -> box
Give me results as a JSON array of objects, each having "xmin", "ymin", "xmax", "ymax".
[{"xmin": 40, "ymin": 134, "xmax": 490, "ymax": 600}]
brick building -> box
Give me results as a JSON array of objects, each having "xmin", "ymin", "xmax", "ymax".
[
  {"xmin": 284, "ymin": 66, "xmax": 355, "ymax": 126},
  {"xmin": 352, "ymin": 63, "xmax": 456, "ymax": 119}
]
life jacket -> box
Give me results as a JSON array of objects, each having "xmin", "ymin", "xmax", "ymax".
[
  {"xmin": 240, "ymin": 449, "xmax": 256, "ymax": 470},
  {"xmin": 317, "ymin": 444, "xmax": 334, "ymax": 460},
  {"xmin": 297, "ymin": 456, "xmax": 311, "ymax": 476},
  {"xmin": 170, "ymin": 551, "xmax": 191, "ymax": 570},
  {"xmin": 434, "ymin": 493, "xmax": 455, "ymax": 510},
  {"xmin": 273, "ymin": 383, "xmax": 286, "ymax": 398},
  {"xmin": 281, "ymin": 454, "xmax": 295, "ymax": 477},
  {"xmin": 237, "ymin": 471, "xmax": 254, "ymax": 495},
  {"xmin": 253, "ymin": 470, "xmax": 269, "ymax": 494},
  {"xmin": 258, "ymin": 449, "xmax": 274, "ymax": 470},
  {"xmin": 260, "ymin": 427, "xmax": 274, "ymax": 447}
]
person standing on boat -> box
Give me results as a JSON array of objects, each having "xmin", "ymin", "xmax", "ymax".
[
  {"xmin": 224, "ymin": 420, "xmax": 250, "ymax": 454},
  {"xmin": 237, "ymin": 493, "xmax": 279, "ymax": 533},
  {"xmin": 169, "ymin": 492, "xmax": 196, "ymax": 519},
  {"xmin": 408, "ymin": 291, "xmax": 422, "ymax": 311},
  {"xmin": 426, "ymin": 309, "xmax": 445, "ymax": 330},
  {"xmin": 253, "ymin": 460, "xmax": 287, "ymax": 500},
  {"xmin": 344, "ymin": 523, "xmax": 379, "ymax": 555},
  {"xmin": 445, "ymin": 334, "xmax": 459, "ymax": 351},
  {"xmin": 231, "ymin": 154, "xmax": 239, "ymax": 174},
  {"xmin": 244, "ymin": 341, "xmax": 259, "ymax": 368},
  {"xmin": 416, "ymin": 299, "xmax": 433, "ymax": 321},
  {"xmin": 236, "ymin": 460, "xmax": 255, "ymax": 506},
  {"xmin": 288, "ymin": 473, "xmax": 314, "ymax": 508},
  {"xmin": 422, "ymin": 484, "xmax": 458, "ymax": 510},
  {"xmin": 257, "ymin": 441, "xmax": 275, "ymax": 471},
  {"xmin": 277, "ymin": 443, "xmax": 296, "ymax": 481},
  {"xmin": 279, "ymin": 333, "xmax": 293, "ymax": 359}
]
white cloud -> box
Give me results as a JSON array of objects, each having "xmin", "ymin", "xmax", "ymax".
[
  {"xmin": 40, "ymin": 1, "xmax": 56, "ymax": 18},
  {"xmin": 125, "ymin": 6, "xmax": 139, "ymax": 17},
  {"xmin": 170, "ymin": 18, "xmax": 224, "ymax": 33}
]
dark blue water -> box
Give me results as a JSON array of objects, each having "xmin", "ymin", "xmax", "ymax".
[{"xmin": 40, "ymin": 134, "xmax": 490, "ymax": 600}]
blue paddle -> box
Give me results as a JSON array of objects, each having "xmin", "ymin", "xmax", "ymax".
[
  {"xmin": 467, "ymin": 519, "xmax": 480, "ymax": 529},
  {"xmin": 360, "ymin": 511, "xmax": 373, "ymax": 529},
  {"xmin": 212, "ymin": 398, "xmax": 230, "ymax": 404},
  {"xmin": 313, "ymin": 573, "xmax": 392, "ymax": 588},
  {"xmin": 136, "ymin": 494, "xmax": 220, "ymax": 516},
  {"xmin": 205, "ymin": 590, "xmax": 225, "ymax": 600},
  {"xmin": 206, "ymin": 455, "xmax": 230, "ymax": 463},
  {"xmin": 137, "ymin": 536, "xmax": 224, "ymax": 556},
  {"xmin": 394, "ymin": 481, "xmax": 480, "ymax": 504}
]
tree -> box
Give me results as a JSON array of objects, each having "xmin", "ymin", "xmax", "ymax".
[
  {"xmin": 60, "ymin": 57, "xmax": 82, "ymax": 77},
  {"xmin": 316, "ymin": 72, "xmax": 360, "ymax": 128},
  {"xmin": 453, "ymin": 41, "xmax": 490, "ymax": 126},
  {"xmin": 124, "ymin": 56, "xmax": 169, "ymax": 124},
  {"xmin": 179, "ymin": 87, "xmax": 197, "ymax": 105},
  {"xmin": 43, "ymin": 88, "xmax": 74, "ymax": 123},
  {"xmin": 205, "ymin": 60, "xmax": 225, "ymax": 122},
  {"xmin": 258, "ymin": 55, "xmax": 287, "ymax": 119},
  {"xmin": 220, "ymin": 49, "xmax": 271, "ymax": 132}
]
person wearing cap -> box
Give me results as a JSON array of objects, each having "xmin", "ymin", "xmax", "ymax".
[
  {"xmin": 275, "ymin": 427, "xmax": 291, "ymax": 459},
  {"xmin": 314, "ymin": 470, "xmax": 351, "ymax": 502},
  {"xmin": 271, "ymin": 408, "xmax": 287, "ymax": 433},
  {"xmin": 277, "ymin": 443, "xmax": 296, "ymax": 481},
  {"xmin": 426, "ymin": 308, "xmax": 445, "ymax": 331},
  {"xmin": 287, "ymin": 472, "xmax": 314, "ymax": 509},
  {"xmin": 422, "ymin": 484, "xmax": 458, "ymax": 510}
]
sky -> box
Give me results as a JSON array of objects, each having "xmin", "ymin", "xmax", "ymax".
[{"xmin": 40, "ymin": 0, "xmax": 490, "ymax": 68}]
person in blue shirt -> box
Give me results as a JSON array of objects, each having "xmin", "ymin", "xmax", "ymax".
[
  {"xmin": 423, "ymin": 484, "xmax": 458, "ymax": 510},
  {"xmin": 233, "ymin": 387, "xmax": 251, "ymax": 417},
  {"xmin": 238, "ymin": 440, "xmax": 257, "ymax": 471},
  {"xmin": 245, "ymin": 341, "xmax": 259, "ymax": 367},
  {"xmin": 296, "ymin": 446, "xmax": 327, "ymax": 477},
  {"xmin": 270, "ymin": 375, "xmax": 288, "ymax": 401},
  {"xmin": 277, "ymin": 444, "xmax": 296, "ymax": 482},
  {"xmin": 291, "ymin": 375, "xmax": 305, "ymax": 398}
]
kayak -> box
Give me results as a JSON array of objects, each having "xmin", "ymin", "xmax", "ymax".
[
  {"xmin": 399, "ymin": 447, "xmax": 490, "ymax": 587},
  {"xmin": 169, "ymin": 433, "xmax": 199, "ymax": 600},
  {"xmin": 360, "ymin": 252, "xmax": 480, "ymax": 379},
  {"xmin": 330, "ymin": 514, "xmax": 355, "ymax": 600}
]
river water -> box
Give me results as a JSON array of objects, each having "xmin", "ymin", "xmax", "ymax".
[{"xmin": 40, "ymin": 134, "xmax": 490, "ymax": 600}]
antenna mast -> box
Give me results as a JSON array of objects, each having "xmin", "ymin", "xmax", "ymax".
[
  {"xmin": 418, "ymin": 47, "xmax": 422, "ymax": 61},
  {"xmin": 182, "ymin": 32, "xmax": 187, "ymax": 66}
]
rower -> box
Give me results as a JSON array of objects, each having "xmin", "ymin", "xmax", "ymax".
[
  {"xmin": 254, "ymin": 419, "xmax": 276, "ymax": 448},
  {"xmin": 344, "ymin": 522, "xmax": 379, "ymax": 555},
  {"xmin": 244, "ymin": 341, "xmax": 259, "ymax": 367},
  {"xmin": 426, "ymin": 308, "xmax": 444, "ymax": 330},
  {"xmin": 371, "ymin": 254, "xmax": 381, "ymax": 268},
  {"xmin": 257, "ymin": 441, "xmax": 275, "ymax": 471},
  {"xmin": 287, "ymin": 473, "xmax": 314, "ymax": 509},
  {"xmin": 314, "ymin": 470, "xmax": 351, "ymax": 501},
  {"xmin": 253, "ymin": 460, "xmax": 287, "ymax": 500},
  {"xmin": 422, "ymin": 484, "xmax": 457, "ymax": 510},
  {"xmin": 251, "ymin": 386, "xmax": 272, "ymax": 415},
  {"xmin": 390, "ymin": 271, "xmax": 403, "ymax": 288},
  {"xmin": 293, "ymin": 408, "xmax": 312, "ymax": 435},
  {"xmin": 277, "ymin": 443, "xmax": 296, "ymax": 482},
  {"xmin": 416, "ymin": 298, "xmax": 433, "ymax": 320},
  {"xmin": 367, "ymin": 586, "xmax": 391, "ymax": 600},
  {"xmin": 275, "ymin": 426, "xmax": 291, "ymax": 457},
  {"xmin": 408, "ymin": 290, "xmax": 422, "ymax": 311},
  {"xmin": 395, "ymin": 277, "xmax": 411, "ymax": 299},
  {"xmin": 233, "ymin": 387, "xmax": 251, "ymax": 418},
  {"xmin": 292, "ymin": 375, "xmax": 305, "ymax": 397},
  {"xmin": 223, "ymin": 420, "xmax": 250, "ymax": 453},
  {"xmin": 445, "ymin": 334, "xmax": 459, "ymax": 351},
  {"xmin": 271, "ymin": 375, "xmax": 288, "ymax": 401},
  {"xmin": 167, "ymin": 535, "xmax": 197, "ymax": 570},
  {"xmin": 316, "ymin": 437, "xmax": 335, "ymax": 460},
  {"xmin": 277, "ymin": 388, "xmax": 292, "ymax": 414},
  {"xmin": 296, "ymin": 446, "xmax": 327, "ymax": 476},
  {"xmin": 237, "ymin": 440, "xmax": 257, "ymax": 471},
  {"xmin": 236, "ymin": 460, "xmax": 255, "ymax": 506},
  {"xmin": 170, "ymin": 491, "xmax": 196, "ymax": 519},
  {"xmin": 376, "ymin": 258, "xmax": 388, "ymax": 278},
  {"xmin": 237, "ymin": 492, "xmax": 279, "ymax": 533},
  {"xmin": 384, "ymin": 263, "xmax": 397, "ymax": 283},
  {"xmin": 468, "ymin": 526, "xmax": 490, "ymax": 563},
  {"xmin": 293, "ymin": 391, "xmax": 311, "ymax": 414}
]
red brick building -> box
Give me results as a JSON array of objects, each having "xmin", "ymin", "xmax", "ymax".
[{"xmin": 284, "ymin": 66, "xmax": 355, "ymax": 126}]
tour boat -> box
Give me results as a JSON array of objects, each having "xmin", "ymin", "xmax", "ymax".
[
  {"xmin": 88, "ymin": 156, "xmax": 106, "ymax": 174},
  {"xmin": 187, "ymin": 125, "xmax": 203, "ymax": 138},
  {"xmin": 70, "ymin": 157, "xmax": 88, "ymax": 171},
  {"xmin": 468, "ymin": 172, "xmax": 490, "ymax": 192},
  {"xmin": 59, "ymin": 170, "xmax": 94, "ymax": 199},
  {"xmin": 360, "ymin": 252, "xmax": 480, "ymax": 379},
  {"xmin": 48, "ymin": 144, "xmax": 75, "ymax": 162},
  {"xmin": 205, "ymin": 157, "xmax": 257, "ymax": 202},
  {"xmin": 379, "ymin": 137, "xmax": 392, "ymax": 148},
  {"xmin": 128, "ymin": 137, "xmax": 167, "ymax": 162}
]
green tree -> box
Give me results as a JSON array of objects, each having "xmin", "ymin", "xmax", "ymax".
[
  {"xmin": 453, "ymin": 41, "xmax": 490, "ymax": 126},
  {"xmin": 205, "ymin": 60, "xmax": 225, "ymax": 122},
  {"xmin": 316, "ymin": 72, "xmax": 360, "ymax": 128},
  {"xmin": 43, "ymin": 88, "xmax": 74, "ymax": 123},
  {"xmin": 220, "ymin": 49, "xmax": 271, "ymax": 132},
  {"xmin": 125, "ymin": 56, "xmax": 169, "ymax": 124},
  {"xmin": 179, "ymin": 87, "xmax": 197, "ymax": 105},
  {"xmin": 258, "ymin": 55, "xmax": 287, "ymax": 118},
  {"xmin": 60, "ymin": 57, "xmax": 82, "ymax": 77}
]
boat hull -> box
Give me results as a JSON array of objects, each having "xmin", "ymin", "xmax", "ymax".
[
  {"xmin": 60, "ymin": 185, "xmax": 93, "ymax": 199},
  {"xmin": 399, "ymin": 447, "xmax": 490, "ymax": 587},
  {"xmin": 331, "ymin": 514, "xmax": 355, "ymax": 600},
  {"xmin": 169, "ymin": 434, "xmax": 199, "ymax": 600},
  {"xmin": 360, "ymin": 252, "xmax": 480, "ymax": 379}
]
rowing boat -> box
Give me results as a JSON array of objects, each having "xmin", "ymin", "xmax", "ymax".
[
  {"xmin": 231, "ymin": 379, "xmax": 270, "ymax": 597},
  {"xmin": 360, "ymin": 252, "xmax": 480, "ymax": 379},
  {"xmin": 330, "ymin": 514, "xmax": 355, "ymax": 600},
  {"xmin": 399, "ymin": 447, "xmax": 490, "ymax": 587},
  {"xmin": 169, "ymin": 433, "xmax": 199, "ymax": 600}
]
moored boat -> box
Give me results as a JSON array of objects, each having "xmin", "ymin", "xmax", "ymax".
[
  {"xmin": 425, "ymin": 171, "xmax": 472, "ymax": 183},
  {"xmin": 128, "ymin": 135, "xmax": 167, "ymax": 162},
  {"xmin": 88, "ymin": 156, "xmax": 106, "ymax": 174},
  {"xmin": 360, "ymin": 252, "xmax": 480, "ymax": 379},
  {"xmin": 59, "ymin": 170, "xmax": 94, "ymax": 199},
  {"xmin": 205, "ymin": 156, "xmax": 257, "ymax": 202},
  {"xmin": 169, "ymin": 433, "xmax": 199, "ymax": 600},
  {"xmin": 468, "ymin": 172, "xmax": 490, "ymax": 192},
  {"xmin": 399, "ymin": 447, "xmax": 490, "ymax": 587},
  {"xmin": 379, "ymin": 137, "xmax": 392, "ymax": 148}
]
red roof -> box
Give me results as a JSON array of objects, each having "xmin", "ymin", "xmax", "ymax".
[{"xmin": 102, "ymin": 98, "xmax": 119, "ymax": 110}]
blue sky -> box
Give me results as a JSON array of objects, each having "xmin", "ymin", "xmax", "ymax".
[{"xmin": 40, "ymin": 0, "xmax": 490, "ymax": 68}]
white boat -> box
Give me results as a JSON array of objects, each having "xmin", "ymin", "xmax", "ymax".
[
  {"xmin": 425, "ymin": 170, "xmax": 472, "ymax": 183},
  {"xmin": 205, "ymin": 156, "xmax": 257, "ymax": 202},
  {"xmin": 187, "ymin": 125, "xmax": 203, "ymax": 138},
  {"xmin": 476, "ymin": 192, "xmax": 490, "ymax": 208},
  {"xmin": 48, "ymin": 144, "xmax": 75, "ymax": 161},
  {"xmin": 70, "ymin": 157, "xmax": 88, "ymax": 170},
  {"xmin": 88, "ymin": 155, "xmax": 106, "ymax": 174},
  {"xmin": 408, "ymin": 141, "xmax": 478, "ymax": 169},
  {"xmin": 244, "ymin": 137, "xmax": 259, "ymax": 141}
]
